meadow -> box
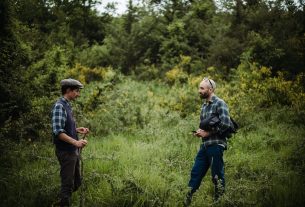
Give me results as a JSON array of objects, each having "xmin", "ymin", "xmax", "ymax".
[{"xmin": 1, "ymin": 64, "xmax": 305, "ymax": 206}]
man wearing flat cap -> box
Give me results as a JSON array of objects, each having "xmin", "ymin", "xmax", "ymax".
[{"xmin": 51, "ymin": 78, "xmax": 89, "ymax": 206}]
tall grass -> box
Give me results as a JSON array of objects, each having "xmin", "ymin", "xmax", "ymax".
[{"xmin": 1, "ymin": 76, "xmax": 305, "ymax": 207}]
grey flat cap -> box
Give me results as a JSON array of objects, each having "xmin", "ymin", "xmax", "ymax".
[{"xmin": 60, "ymin": 78, "xmax": 84, "ymax": 89}]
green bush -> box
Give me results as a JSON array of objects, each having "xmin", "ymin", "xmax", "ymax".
[{"xmin": 75, "ymin": 44, "xmax": 111, "ymax": 68}]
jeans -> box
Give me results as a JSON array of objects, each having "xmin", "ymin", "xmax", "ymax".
[
  {"xmin": 188, "ymin": 144, "xmax": 225, "ymax": 199},
  {"xmin": 56, "ymin": 149, "xmax": 81, "ymax": 205}
]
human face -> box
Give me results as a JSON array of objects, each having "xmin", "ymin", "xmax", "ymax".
[
  {"xmin": 198, "ymin": 80, "xmax": 212, "ymax": 99},
  {"xmin": 65, "ymin": 88, "xmax": 81, "ymax": 101}
]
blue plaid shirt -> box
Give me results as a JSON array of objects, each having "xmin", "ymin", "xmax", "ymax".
[
  {"xmin": 200, "ymin": 95, "xmax": 231, "ymax": 148},
  {"xmin": 52, "ymin": 97, "xmax": 69, "ymax": 136}
]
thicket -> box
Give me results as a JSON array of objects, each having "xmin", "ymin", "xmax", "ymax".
[{"xmin": 1, "ymin": 0, "xmax": 305, "ymax": 206}]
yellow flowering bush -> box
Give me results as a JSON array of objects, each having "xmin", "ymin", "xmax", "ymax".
[
  {"xmin": 66, "ymin": 63, "xmax": 116, "ymax": 84},
  {"xmin": 165, "ymin": 55, "xmax": 191, "ymax": 85},
  {"xmin": 165, "ymin": 67, "xmax": 188, "ymax": 85},
  {"xmin": 219, "ymin": 61, "xmax": 305, "ymax": 120}
]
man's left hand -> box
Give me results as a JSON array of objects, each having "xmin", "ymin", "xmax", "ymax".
[
  {"xmin": 77, "ymin": 127, "xmax": 90, "ymax": 134},
  {"xmin": 194, "ymin": 129, "xmax": 209, "ymax": 138}
]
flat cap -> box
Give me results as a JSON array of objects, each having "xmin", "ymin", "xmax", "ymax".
[{"xmin": 60, "ymin": 78, "xmax": 84, "ymax": 89}]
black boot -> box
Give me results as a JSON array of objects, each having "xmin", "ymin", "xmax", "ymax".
[
  {"xmin": 183, "ymin": 191, "xmax": 193, "ymax": 207},
  {"xmin": 59, "ymin": 197, "xmax": 71, "ymax": 207},
  {"xmin": 213, "ymin": 179, "xmax": 225, "ymax": 202},
  {"xmin": 52, "ymin": 198, "xmax": 70, "ymax": 207}
]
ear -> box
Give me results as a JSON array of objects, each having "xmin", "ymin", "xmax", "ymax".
[{"xmin": 66, "ymin": 88, "xmax": 72, "ymax": 93}]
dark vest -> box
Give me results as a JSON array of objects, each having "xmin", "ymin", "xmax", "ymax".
[{"xmin": 53, "ymin": 98, "xmax": 78, "ymax": 151}]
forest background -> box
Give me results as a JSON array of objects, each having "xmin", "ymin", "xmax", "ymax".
[{"xmin": 0, "ymin": 0, "xmax": 305, "ymax": 206}]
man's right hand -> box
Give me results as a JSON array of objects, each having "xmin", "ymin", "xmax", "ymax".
[
  {"xmin": 58, "ymin": 133, "xmax": 88, "ymax": 148},
  {"xmin": 74, "ymin": 139, "xmax": 88, "ymax": 148}
]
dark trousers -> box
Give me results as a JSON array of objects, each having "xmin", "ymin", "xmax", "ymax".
[
  {"xmin": 188, "ymin": 144, "xmax": 225, "ymax": 199},
  {"xmin": 56, "ymin": 149, "xmax": 81, "ymax": 205}
]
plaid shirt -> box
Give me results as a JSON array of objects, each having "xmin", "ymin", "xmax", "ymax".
[
  {"xmin": 51, "ymin": 97, "xmax": 69, "ymax": 136},
  {"xmin": 200, "ymin": 95, "xmax": 231, "ymax": 148}
]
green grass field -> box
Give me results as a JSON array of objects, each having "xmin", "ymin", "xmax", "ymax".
[{"xmin": 1, "ymin": 77, "xmax": 305, "ymax": 207}]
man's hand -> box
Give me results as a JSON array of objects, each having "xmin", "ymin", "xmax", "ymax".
[
  {"xmin": 76, "ymin": 127, "xmax": 89, "ymax": 134},
  {"xmin": 193, "ymin": 129, "xmax": 210, "ymax": 138},
  {"xmin": 73, "ymin": 139, "xmax": 88, "ymax": 148},
  {"xmin": 58, "ymin": 132, "xmax": 88, "ymax": 148}
]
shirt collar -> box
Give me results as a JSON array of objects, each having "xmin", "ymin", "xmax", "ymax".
[
  {"xmin": 60, "ymin": 97, "xmax": 71, "ymax": 106},
  {"xmin": 203, "ymin": 95, "xmax": 216, "ymax": 105}
]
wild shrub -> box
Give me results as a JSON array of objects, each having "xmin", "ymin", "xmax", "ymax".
[
  {"xmin": 75, "ymin": 44, "xmax": 111, "ymax": 68},
  {"xmin": 165, "ymin": 55, "xmax": 191, "ymax": 85},
  {"xmin": 218, "ymin": 61, "xmax": 305, "ymax": 123},
  {"xmin": 134, "ymin": 63, "xmax": 160, "ymax": 81},
  {"xmin": 75, "ymin": 79, "xmax": 154, "ymax": 136},
  {"xmin": 0, "ymin": 46, "xmax": 68, "ymax": 141},
  {"xmin": 67, "ymin": 63, "xmax": 116, "ymax": 84}
]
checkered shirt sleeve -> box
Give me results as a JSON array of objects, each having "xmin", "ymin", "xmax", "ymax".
[
  {"xmin": 52, "ymin": 103, "xmax": 67, "ymax": 136},
  {"xmin": 216, "ymin": 100, "xmax": 231, "ymax": 134}
]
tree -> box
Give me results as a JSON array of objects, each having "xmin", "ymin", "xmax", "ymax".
[{"xmin": 0, "ymin": 0, "xmax": 30, "ymax": 126}]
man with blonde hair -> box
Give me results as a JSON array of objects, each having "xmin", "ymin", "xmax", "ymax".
[{"xmin": 184, "ymin": 77, "xmax": 232, "ymax": 206}]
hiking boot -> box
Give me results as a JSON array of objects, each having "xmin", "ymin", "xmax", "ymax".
[
  {"xmin": 57, "ymin": 197, "xmax": 70, "ymax": 207},
  {"xmin": 52, "ymin": 198, "xmax": 70, "ymax": 207},
  {"xmin": 183, "ymin": 192, "xmax": 192, "ymax": 207}
]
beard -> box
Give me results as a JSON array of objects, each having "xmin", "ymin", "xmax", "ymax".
[{"xmin": 199, "ymin": 92, "xmax": 209, "ymax": 99}]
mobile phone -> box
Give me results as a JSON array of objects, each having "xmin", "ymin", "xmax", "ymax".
[{"xmin": 192, "ymin": 130, "xmax": 197, "ymax": 133}]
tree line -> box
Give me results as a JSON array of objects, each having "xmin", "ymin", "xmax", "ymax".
[{"xmin": 0, "ymin": 0, "xmax": 304, "ymax": 140}]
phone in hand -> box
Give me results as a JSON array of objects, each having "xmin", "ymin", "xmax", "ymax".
[{"xmin": 192, "ymin": 130, "xmax": 197, "ymax": 133}]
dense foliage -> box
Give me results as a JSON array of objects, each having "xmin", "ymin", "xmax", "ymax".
[{"xmin": 0, "ymin": 0, "xmax": 305, "ymax": 206}]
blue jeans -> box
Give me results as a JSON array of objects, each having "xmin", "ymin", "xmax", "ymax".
[{"xmin": 188, "ymin": 144, "xmax": 225, "ymax": 199}]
